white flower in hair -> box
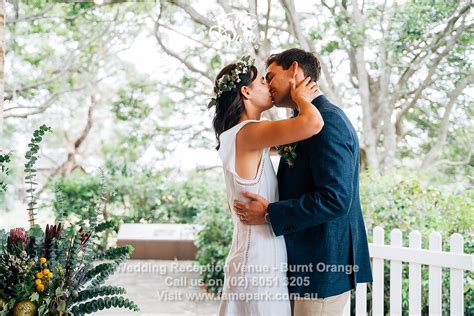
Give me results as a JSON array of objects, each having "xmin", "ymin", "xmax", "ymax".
[{"xmin": 208, "ymin": 55, "xmax": 255, "ymax": 109}]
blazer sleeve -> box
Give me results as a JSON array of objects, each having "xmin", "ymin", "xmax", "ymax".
[{"xmin": 267, "ymin": 110, "xmax": 356, "ymax": 236}]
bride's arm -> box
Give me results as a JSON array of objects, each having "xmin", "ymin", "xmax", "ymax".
[{"xmin": 238, "ymin": 76, "xmax": 323, "ymax": 151}]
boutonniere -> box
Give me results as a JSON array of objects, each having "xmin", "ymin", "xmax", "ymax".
[
  {"xmin": 276, "ymin": 109, "xmax": 299, "ymax": 168},
  {"xmin": 276, "ymin": 142, "xmax": 298, "ymax": 168}
]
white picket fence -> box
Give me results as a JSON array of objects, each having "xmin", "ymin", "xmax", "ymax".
[{"xmin": 343, "ymin": 226, "xmax": 474, "ymax": 316}]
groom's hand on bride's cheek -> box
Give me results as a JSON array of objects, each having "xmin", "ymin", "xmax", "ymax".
[{"xmin": 233, "ymin": 192, "xmax": 269, "ymax": 225}]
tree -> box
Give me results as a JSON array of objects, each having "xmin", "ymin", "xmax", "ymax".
[
  {"xmin": 2, "ymin": 1, "xmax": 152, "ymax": 179},
  {"xmin": 2, "ymin": 1, "xmax": 471, "ymax": 188},
  {"xmin": 154, "ymin": 0, "xmax": 472, "ymax": 174},
  {"xmin": 320, "ymin": 0, "xmax": 472, "ymax": 171}
]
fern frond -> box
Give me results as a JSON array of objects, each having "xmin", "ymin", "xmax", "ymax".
[
  {"xmin": 94, "ymin": 220, "xmax": 116, "ymax": 233},
  {"xmin": 93, "ymin": 245, "xmax": 132, "ymax": 261},
  {"xmin": 73, "ymin": 285, "xmax": 126, "ymax": 303},
  {"xmin": 83, "ymin": 262, "xmax": 118, "ymax": 287},
  {"xmin": 24, "ymin": 124, "xmax": 52, "ymax": 228},
  {"xmin": 70, "ymin": 296, "xmax": 139, "ymax": 315}
]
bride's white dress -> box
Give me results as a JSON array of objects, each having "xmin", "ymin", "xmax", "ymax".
[{"xmin": 217, "ymin": 120, "xmax": 291, "ymax": 316}]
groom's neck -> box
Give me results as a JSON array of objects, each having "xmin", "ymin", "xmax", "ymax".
[{"xmin": 283, "ymin": 99, "xmax": 298, "ymax": 109}]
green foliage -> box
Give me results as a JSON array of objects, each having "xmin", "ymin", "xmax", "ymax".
[
  {"xmin": 0, "ymin": 198, "xmax": 139, "ymax": 315},
  {"xmin": 158, "ymin": 173, "xmax": 228, "ymax": 224},
  {"xmin": 24, "ymin": 125, "xmax": 52, "ymax": 227},
  {"xmin": 0, "ymin": 249, "xmax": 36, "ymax": 302},
  {"xmin": 53, "ymin": 175, "xmax": 104, "ymax": 221},
  {"xmin": 446, "ymin": 30, "xmax": 472, "ymax": 69},
  {"xmin": 0, "ymin": 152, "xmax": 11, "ymax": 193},
  {"xmin": 71, "ymin": 296, "xmax": 139, "ymax": 316},
  {"xmin": 361, "ymin": 170, "xmax": 473, "ymax": 243},
  {"xmin": 394, "ymin": 1, "xmax": 458, "ymax": 53},
  {"xmin": 85, "ymin": 262, "xmax": 120, "ymax": 287},
  {"xmin": 5, "ymin": 1, "xmax": 151, "ymax": 131},
  {"xmin": 194, "ymin": 201, "xmax": 232, "ymax": 295},
  {"xmin": 320, "ymin": 40, "xmax": 339, "ymax": 55},
  {"xmin": 51, "ymin": 164, "xmax": 225, "ymax": 225},
  {"xmin": 0, "ymin": 126, "xmax": 139, "ymax": 315},
  {"xmin": 68, "ymin": 2, "xmax": 95, "ymax": 22},
  {"xmin": 0, "ymin": 230, "xmax": 7, "ymax": 253},
  {"xmin": 180, "ymin": 75, "xmax": 197, "ymax": 89},
  {"xmin": 74, "ymin": 285, "xmax": 126, "ymax": 303},
  {"xmin": 94, "ymin": 220, "xmax": 118, "ymax": 234},
  {"xmin": 308, "ymin": 28, "xmax": 323, "ymax": 41},
  {"xmin": 210, "ymin": 54, "xmax": 222, "ymax": 70},
  {"xmin": 51, "ymin": 166, "xmax": 232, "ymax": 294},
  {"xmin": 94, "ymin": 245, "xmax": 133, "ymax": 261},
  {"xmin": 112, "ymin": 80, "xmax": 153, "ymax": 121},
  {"xmin": 360, "ymin": 170, "xmax": 473, "ymax": 315}
]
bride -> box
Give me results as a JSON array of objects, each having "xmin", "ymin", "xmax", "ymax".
[{"xmin": 210, "ymin": 55, "xmax": 323, "ymax": 315}]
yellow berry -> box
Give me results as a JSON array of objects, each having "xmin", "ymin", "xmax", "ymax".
[
  {"xmin": 39, "ymin": 258, "xmax": 47, "ymax": 264},
  {"xmin": 47, "ymin": 272, "xmax": 53, "ymax": 279},
  {"xmin": 35, "ymin": 279, "xmax": 42, "ymax": 285},
  {"xmin": 42, "ymin": 268, "xmax": 50, "ymax": 274},
  {"xmin": 36, "ymin": 284, "xmax": 45, "ymax": 292},
  {"xmin": 36, "ymin": 272, "xmax": 43, "ymax": 279}
]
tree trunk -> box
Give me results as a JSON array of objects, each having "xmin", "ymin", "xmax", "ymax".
[
  {"xmin": 357, "ymin": 52, "xmax": 379, "ymax": 171},
  {"xmin": 421, "ymin": 74, "xmax": 473, "ymax": 169},
  {"xmin": 351, "ymin": 0, "xmax": 379, "ymax": 171}
]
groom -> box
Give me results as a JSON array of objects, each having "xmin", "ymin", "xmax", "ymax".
[{"xmin": 233, "ymin": 48, "xmax": 373, "ymax": 315}]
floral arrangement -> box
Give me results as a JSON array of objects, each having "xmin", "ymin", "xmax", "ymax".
[
  {"xmin": 0, "ymin": 125, "xmax": 139, "ymax": 316},
  {"xmin": 207, "ymin": 55, "xmax": 255, "ymax": 109},
  {"xmin": 276, "ymin": 142, "xmax": 298, "ymax": 168},
  {"xmin": 275, "ymin": 110, "xmax": 300, "ymax": 168}
]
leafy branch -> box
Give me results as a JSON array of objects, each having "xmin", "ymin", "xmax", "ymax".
[
  {"xmin": 24, "ymin": 124, "xmax": 52, "ymax": 228},
  {"xmin": 0, "ymin": 152, "xmax": 12, "ymax": 192}
]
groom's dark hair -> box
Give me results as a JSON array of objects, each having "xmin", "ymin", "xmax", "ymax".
[{"xmin": 266, "ymin": 48, "xmax": 321, "ymax": 82}]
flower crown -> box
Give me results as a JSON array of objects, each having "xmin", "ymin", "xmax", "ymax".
[{"xmin": 208, "ymin": 55, "xmax": 255, "ymax": 109}]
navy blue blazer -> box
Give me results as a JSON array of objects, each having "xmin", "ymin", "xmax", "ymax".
[{"xmin": 267, "ymin": 95, "xmax": 373, "ymax": 299}]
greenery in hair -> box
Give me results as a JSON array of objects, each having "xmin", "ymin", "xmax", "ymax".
[{"xmin": 208, "ymin": 55, "xmax": 255, "ymax": 109}]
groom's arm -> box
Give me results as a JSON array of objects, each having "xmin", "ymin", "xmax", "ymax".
[{"xmin": 267, "ymin": 110, "xmax": 356, "ymax": 237}]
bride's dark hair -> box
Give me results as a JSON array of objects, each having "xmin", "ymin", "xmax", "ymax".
[{"xmin": 211, "ymin": 63, "xmax": 258, "ymax": 150}]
